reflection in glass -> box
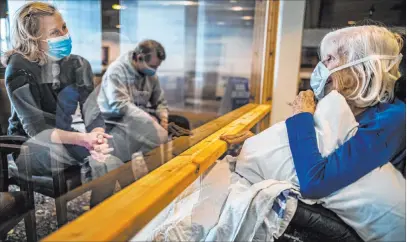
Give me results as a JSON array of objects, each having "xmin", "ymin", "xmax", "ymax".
[{"xmin": 119, "ymin": 0, "xmax": 255, "ymax": 114}]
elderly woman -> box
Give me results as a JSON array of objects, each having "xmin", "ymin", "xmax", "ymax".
[
  {"xmin": 287, "ymin": 25, "xmax": 405, "ymax": 199},
  {"xmin": 2, "ymin": 2, "xmax": 113, "ymax": 184},
  {"xmin": 139, "ymin": 25, "xmax": 405, "ymax": 242},
  {"xmin": 224, "ymin": 25, "xmax": 405, "ymax": 241}
]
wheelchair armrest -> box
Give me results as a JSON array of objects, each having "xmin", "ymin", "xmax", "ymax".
[
  {"xmin": 391, "ymin": 148, "xmax": 406, "ymax": 178},
  {"xmin": 290, "ymin": 201, "xmax": 363, "ymax": 242}
]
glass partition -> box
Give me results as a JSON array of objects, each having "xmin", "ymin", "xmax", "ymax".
[{"xmin": 0, "ymin": 0, "xmax": 267, "ymax": 240}]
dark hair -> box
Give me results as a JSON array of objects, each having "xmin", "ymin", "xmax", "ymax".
[{"xmin": 133, "ymin": 39, "xmax": 166, "ymax": 63}]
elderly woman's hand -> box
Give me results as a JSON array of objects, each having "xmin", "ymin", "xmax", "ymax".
[
  {"xmin": 220, "ymin": 130, "xmax": 254, "ymax": 145},
  {"xmin": 292, "ymin": 90, "xmax": 316, "ymax": 115}
]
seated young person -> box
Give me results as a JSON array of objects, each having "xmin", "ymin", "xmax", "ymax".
[{"xmin": 98, "ymin": 40, "xmax": 168, "ymax": 162}]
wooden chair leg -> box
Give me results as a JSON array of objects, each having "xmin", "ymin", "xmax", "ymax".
[
  {"xmin": 53, "ymin": 172, "xmax": 68, "ymax": 228},
  {"xmin": 50, "ymin": 147, "xmax": 69, "ymax": 228},
  {"xmin": 89, "ymin": 181, "xmax": 116, "ymax": 208},
  {"xmin": 24, "ymin": 209, "xmax": 37, "ymax": 242},
  {"xmin": 19, "ymin": 146, "xmax": 37, "ymax": 241},
  {"xmin": 55, "ymin": 196, "xmax": 68, "ymax": 228},
  {"xmin": 0, "ymin": 149, "xmax": 9, "ymax": 192}
]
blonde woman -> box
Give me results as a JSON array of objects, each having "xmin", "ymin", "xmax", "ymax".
[
  {"xmin": 2, "ymin": 2, "xmax": 113, "ymax": 183},
  {"xmin": 288, "ymin": 25, "xmax": 405, "ymax": 198}
]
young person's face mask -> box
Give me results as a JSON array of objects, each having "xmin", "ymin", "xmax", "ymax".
[
  {"xmin": 137, "ymin": 54, "xmax": 157, "ymax": 76},
  {"xmin": 310, "ymin": 54, "xmax": 403, "ymax": 100},
  {"xmin": 43, "ymin": 33, "xmax": 72, "ymax": 60},
  {"xmin": 140, "ymin": 64, "xmax": 156, "ymax": 76}
]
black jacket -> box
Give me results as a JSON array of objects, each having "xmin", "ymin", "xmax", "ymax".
[{"xmin": 5, "ymin": 53, "xmax": 105, "ymax": 138}]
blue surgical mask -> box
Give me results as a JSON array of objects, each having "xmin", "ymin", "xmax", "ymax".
[
  {"xmin": 311, "ymin": 54, "xmax": 403, "ymax": 100},
  {"xmin": 44, "ymin": 33, "xmax": 72, "ymax": 60},
  {"xmin": 140, "ymin": 66, "xmax": 156, "ymax": 76},
  {"xmin": 137, "ymin": 54, "xmax": 157, "ymax": 76}
]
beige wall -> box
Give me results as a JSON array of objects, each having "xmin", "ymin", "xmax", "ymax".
[{"xmin": 270, "ymin": 0, "xmax": 306, "ymax": 125}]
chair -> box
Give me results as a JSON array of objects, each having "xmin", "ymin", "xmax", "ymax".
[
  {"xmin": 0, "ymin": 134, "xmax": 82, "ymax": 229},
  {"xmin": 0, "ymin": 78, "xmax": 82, "ymax": 227},
  {"xmin": 0, "ymin": 136, "xmax": 82, "ymax": 228},
  {"xmin": 0, "ymin": 79, "xmax": 11, "ymax": 135},
  {"xmin": 218, "ymin": 77, "xmax": 250, "ymax": 115},
  {"xmin": 0, "ymin": 143, "xmax": 37, "ymax": 241},
  {"xmin": 284, "ymin": 202, "xmax": 363, "ymax": 242}
]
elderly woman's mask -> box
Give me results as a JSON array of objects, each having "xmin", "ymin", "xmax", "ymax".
[{"xmin": 310, "ymin": 54, "xmax": 403, "ymax": 100}]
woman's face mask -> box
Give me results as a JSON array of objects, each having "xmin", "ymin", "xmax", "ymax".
[
  {"xmin": 43, "ymin": 33, "xmax": 72, "ymax": 60},
  {"xmin": 310, "ymin": 54, "xmax": 403, "ymax": 100}
]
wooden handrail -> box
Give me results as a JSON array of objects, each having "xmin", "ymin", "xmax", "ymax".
[{"xmin": 43, "ymin": 104, "xmax": 271, "ymax": 242}]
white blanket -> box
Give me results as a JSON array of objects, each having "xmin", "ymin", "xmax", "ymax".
[{"xmin": 133, "ymin": 160, "xmax": 299, "ymax": 241}]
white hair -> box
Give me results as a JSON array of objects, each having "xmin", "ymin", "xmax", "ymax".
[{"xmin": 320, "ymin": 25, "xmax": 404, "ymax": 108}]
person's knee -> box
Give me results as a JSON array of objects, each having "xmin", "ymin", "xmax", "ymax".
[
  {"xmin": 87, "ymin": 155, "xmax": 124, "ymax": 179},
  {"xmin": 58, "ymin": 85, "xmax": 80, "ymax": 104},
  {"xmin": 57, "ymin": 85, "xmax": 80, "ymax": 114}
]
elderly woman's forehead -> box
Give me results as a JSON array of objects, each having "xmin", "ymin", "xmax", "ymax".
[
  {"xmin": 320, "ymin": 34, "xmax": 340, "ymax": 58},
  {"xmin": 320, "ymin": 27, "xmax": 361, "ymax": 58}
]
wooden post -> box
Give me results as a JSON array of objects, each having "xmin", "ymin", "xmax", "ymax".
[
  {"xmin": 249, "ymin": 0, "xmax": 267, "ymax": 105},
  {"xmin": 249, "ymin": 0, "xmax": 280, "ymax": 131},
  {"xmin": 269, "ymin": 0, "xmax": 305, "ymax": 125}
]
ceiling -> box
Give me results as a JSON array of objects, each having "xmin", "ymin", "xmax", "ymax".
[
  {"xmin": 305, "ymin": 0, "xmax": 405, "ymax": 28},
  {"xmin": 101, "ymin": 0, "xmax": 255, "ymax": 32},
  {"xmin": 1, "ymin": 0, "xmax": 403, "ymax": 34}
]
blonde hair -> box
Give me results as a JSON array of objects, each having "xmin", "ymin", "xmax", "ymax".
[
  {"xmin": 320, "ymin": 25, "xmax": 404, "ymax": 108},
  {"xmin": 2, "ymin": 2, "xmax": 58, "ymax": 66}
]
